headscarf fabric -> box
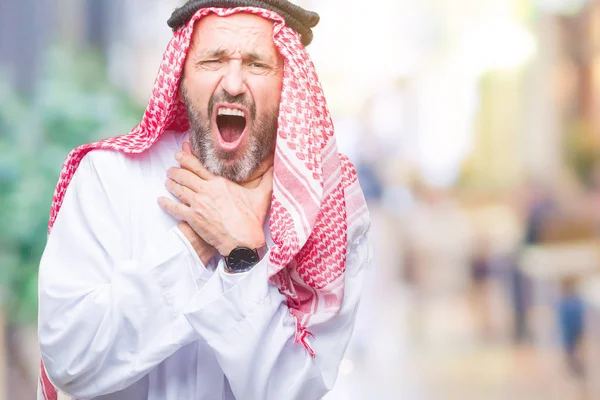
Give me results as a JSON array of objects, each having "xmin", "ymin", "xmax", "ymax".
[{"xmin": 40, "ymin": 7, "xmax": 369, "ymax": 399}]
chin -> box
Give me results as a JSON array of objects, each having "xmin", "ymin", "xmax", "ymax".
[
  {"xmin": 190, "ymin": 128, "xmax": 267, "ymax": 183},
  {"xmin": 207, "ymin": 149, "xmax": 258, "ymax": 183}
]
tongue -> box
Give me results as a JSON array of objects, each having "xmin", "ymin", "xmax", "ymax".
[{"xmin": 218, "ymin": 115, "xmax": 245, "ymax": 143}]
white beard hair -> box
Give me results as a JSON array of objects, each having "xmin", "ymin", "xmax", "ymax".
[{"xmin": 193, "ymin": 134, "xmax": 261, "ymax": 183}]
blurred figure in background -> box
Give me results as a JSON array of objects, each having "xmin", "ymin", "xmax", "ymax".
[
  {"xmin": 469, "ymin": 237, "xmax": 493, "ymax": 339},
  {"xmin": 512, "ymin": 181, "xmax": 555, "ymax": 344},
  {"xmin": 557, "ymin": 277, "xmax": 585, "ymax": 377}
]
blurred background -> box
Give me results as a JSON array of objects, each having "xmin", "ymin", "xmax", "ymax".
[{"xmin": 2, "ymin": 0, "xmax": 600, "ymax": 398}]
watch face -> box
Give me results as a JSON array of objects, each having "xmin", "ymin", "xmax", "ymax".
[{"xmin": 227, "ymin": 247, "xmax": 259, "ymax": 272}]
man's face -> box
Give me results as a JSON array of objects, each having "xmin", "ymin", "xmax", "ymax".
[{"xmin": 181, "ymin": 13, "xmax": 284, "ymax": 183}]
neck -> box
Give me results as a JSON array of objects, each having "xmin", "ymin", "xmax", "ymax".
[{"xmin": 240, "ymin": 154, "xmax": 274, "ymax": 189}]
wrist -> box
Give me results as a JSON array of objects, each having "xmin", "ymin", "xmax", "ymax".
[
  {"xmin": 223, "ymin": 245, "xmax": 268, "ymax": 274},
  {"xmin": 197, "ymin": 246, "xmax": 217, "ymax": 266},
  {"xmin": 220, "ymin": 237, "xmax": 266, "ymax": 257},
  {"xmin": 177, "ymin": 222, "xmax": 216, "ymax": 266},
  {"xmin": 190, "ymin": 240, "xmax": 216, "ymax": 266}
]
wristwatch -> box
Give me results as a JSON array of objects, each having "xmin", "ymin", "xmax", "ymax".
[{"xmin": 224, "ymin": 246, "xmax": 266, "ymax": 273}]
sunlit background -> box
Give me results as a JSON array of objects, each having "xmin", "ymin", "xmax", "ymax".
[{"xmin": 2, "ymin": 0, "xmax": 600, "ymax": 398}]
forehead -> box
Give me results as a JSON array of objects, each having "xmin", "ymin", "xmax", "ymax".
[{"xmin": 191, "ymin": 13, "xmax": 277, "ymax": 54}]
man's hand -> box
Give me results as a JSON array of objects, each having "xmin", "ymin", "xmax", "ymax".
[
  {"xmin": 177, "ymin": 221, "xmax": 217, "ymax": 266},
  {"xmin": 158, "ymin": 143, "xmax": 273, "ymax": 257}
]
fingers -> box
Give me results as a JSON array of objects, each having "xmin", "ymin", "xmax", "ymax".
[
  {"xmin": 167, "ymin": 167, "xmax": 205, "ymax": 192},
  {"xmin": 176, "ymin": 143, "xmax": 214, "ymax": 180},
  {"xmin": 165, "ymin": 178, "xmax": 196, "ymax": 205},
  {"xmin": 158, "ymin": 197, "xmax": 190, "ymax": 220}
]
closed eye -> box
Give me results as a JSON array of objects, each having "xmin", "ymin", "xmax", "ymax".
[
  {"xmin": 196, "ymin": 59, "xmax": 224, "ymax": 70},
  {"xmin": 249, "ymin": 62, "xmax": 268, "ymax": 68}
]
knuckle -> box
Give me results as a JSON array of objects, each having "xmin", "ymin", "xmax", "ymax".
[
  {"xmin": 178, "ymin": 153, "xmax": 190, "ymax": 165},
  {"xmin": 191, "ymin": 207, "xmax": 204, "ymax": 220},
  {"xmin": 192, "ymin": 193, "xmax": 203, "ymax": 204},
  {"xmin": 170, "ymin": 170, "xmax": 181, "ymax": 183},
  {"xmin": 180, "ymin": 153, "xmax": 192, "ymax": 167},
  {"xmin": 170, "ymin": 183, "xmax": 182, "ymax": 199},
  {"xmin": 192, "ymin": 162, "xmax": 203, "ymax": 175},
  {"xmin": 195, "ymin": 183, "xmax": 206, "ymax": 194},
  {"xmin": 175, "ymin": 187, "xmax": 183, "ymax": 200}
]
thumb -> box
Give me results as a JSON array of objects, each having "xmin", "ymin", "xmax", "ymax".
[{"xmin": 257, "ymin": 167, "xmax": 274, "ymax": 197}]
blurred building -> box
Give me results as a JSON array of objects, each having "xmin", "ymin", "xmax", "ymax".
[{"xmin": 0, "ymin": 0, "xmax": 53, "ymax": 96}]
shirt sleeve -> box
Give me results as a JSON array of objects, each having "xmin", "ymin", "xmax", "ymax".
[
  {"xmin": 38, "ymin": 151, "xmax": 204, "ymax": 398},
  {"xmin": 182, "ymin": 224, "xmax": 372, "ymax": 400}
]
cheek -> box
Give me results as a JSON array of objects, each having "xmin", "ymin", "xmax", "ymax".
[
  {"xmin": 183, "ymin": 70, "xmax": 221, "ymax": 107},
  {"xmin": 251, "ymin": 77, "xmax": 283, "ymax": 115}
]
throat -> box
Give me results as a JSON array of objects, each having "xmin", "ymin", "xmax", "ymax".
[{"xmin": 217, "ymin": 115, "xmax": 246, "ymax": 143}]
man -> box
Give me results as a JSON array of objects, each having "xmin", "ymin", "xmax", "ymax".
[{"xmin": 38, "ymin": 2, "xmax": 370, "ymax": 399}]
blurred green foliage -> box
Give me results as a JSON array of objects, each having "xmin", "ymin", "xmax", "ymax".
[
  {"xmin": 0, "ymin": 47, "xmax": 144, "ymax": 323},
  {"xmin": 566, "ymin": 119, "xmax": 600, "ymax": 188}
]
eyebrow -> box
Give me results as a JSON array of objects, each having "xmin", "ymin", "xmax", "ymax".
[
  {"xmin": 196, "ymin": 48, "xmax": 275, "ymax": 64},
  {"xmin": 198, "ymin": 47, "xmax": 228, "ymax": 59},
  {"xmin": 245, "ymin": 51, "xmax": 271, "ymax": 63}
]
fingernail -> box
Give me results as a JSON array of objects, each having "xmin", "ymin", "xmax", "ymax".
[{"xmin": 175, "ymin": 152, "xmax": 183, "ymax": 161}]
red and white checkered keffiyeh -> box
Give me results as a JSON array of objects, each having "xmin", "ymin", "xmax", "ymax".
[{"xmin": 39, "ymin": 7, "xmax": 368, "ymax": 400}]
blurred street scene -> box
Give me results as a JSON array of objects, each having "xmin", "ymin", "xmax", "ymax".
[{"xmin": 4, "ymin": 0, "xmax": 600, "ymax": 399}]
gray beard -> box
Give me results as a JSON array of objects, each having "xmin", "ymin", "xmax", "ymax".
[{"xmin": 182, "ymin": 89, "xmax": 278, "ymax": 183}]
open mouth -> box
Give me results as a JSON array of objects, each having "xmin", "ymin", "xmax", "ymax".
[{"xmin": 215, "ymin": 106, "xmax": 247, "ymax": 150}]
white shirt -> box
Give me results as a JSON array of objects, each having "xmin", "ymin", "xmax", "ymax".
[{"xmin": 38, "ymin": 131, "xmax": 371, "ymax": 400}]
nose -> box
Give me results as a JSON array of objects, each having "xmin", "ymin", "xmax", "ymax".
[{"xmin": 221, "ymin": 60, "xmax": 247, "ymax": 97}]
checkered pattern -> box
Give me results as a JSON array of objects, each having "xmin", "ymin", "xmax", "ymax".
[{"xmin": 40, "ymin": 7, "xmax": 368, "ymax": 399}]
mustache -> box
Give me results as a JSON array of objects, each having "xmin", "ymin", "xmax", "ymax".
[{"xmin": 208, "ymin": 92, "xmax": 256, "ymax": 120}]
